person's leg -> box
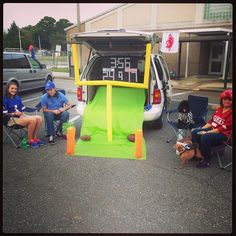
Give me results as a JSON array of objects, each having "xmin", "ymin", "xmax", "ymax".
[
  {"xmin": 56, "ymin": 111, "xmax": 69, "ymax": 133},
  {"xmin": 44, "ymin": 112, "xmax": 56, "ymax": 136},
  {"xmin": 191, "ymin": 127, "xmax": 211, "ymax": 149},
  {"xmin": 31, "ymin": 115, "xmax": 43, "ymax": 139},
  {"xmin": 200, "ymin": 133, "xmax": 227, "ymax": 163},
  {"xmin": 15, "ymin": 117, "xmax": 37, "ymax": 141},
  {"xmin": 191, "ymin": 128, "xmax": 203, "ymax": 144}
]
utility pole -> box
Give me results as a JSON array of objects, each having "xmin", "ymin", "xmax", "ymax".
[
  {"xmin": 17, "ymin": 26, "xmax": 23, "ymax": 52},
  {"xmin": 77, "ymin": 3, "xmax": 81, "ymax": 31},
  {"xmin": 38, "ymin": 35, "xmax": 42, "ymax": 55},
  {"xmin": 77, "ymin": 3, "xmax": 82, "ymax": 74}
]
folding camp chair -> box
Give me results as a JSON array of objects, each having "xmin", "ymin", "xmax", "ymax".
[
  {"xmin": 211, "ymin": 130, "xmax": 232, "ymax": 169},
  {"xmin": 3, "ymin": 107, "xmax": 38, "ymax": 149},
  {"xmin": 166, "ymin": 95, "xmax": 208, "ymax": 143}
]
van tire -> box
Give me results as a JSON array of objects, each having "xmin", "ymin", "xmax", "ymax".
[
  {"xmin": 143, "ymin": 111, "xmax": 164, "ymax": 129},
  {"xmin": 46, "ymin": 75, "xmax": 53, "ymax": 83},
  {"xmin": 10, "ymin": 80, "xmax": 19, "ymax": 87},
  {"xmin": 151, "ymin": 112, "xmax": 164, "ymax": 129}
]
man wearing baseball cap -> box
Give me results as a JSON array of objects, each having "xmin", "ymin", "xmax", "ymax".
[{"xmin": 41, "ymin": 81, "xmax": 73, "ymax": 144}]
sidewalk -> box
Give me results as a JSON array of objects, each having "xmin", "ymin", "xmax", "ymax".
[
  {"xmin": 52, "ymin": 72, "xmax": 232, "ymax": 92},
  {"xmin": 171, "ymin": 76, "xmax": 232, "ymax": 92}
]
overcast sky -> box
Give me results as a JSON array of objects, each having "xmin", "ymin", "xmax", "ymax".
[{"xmin": 3, "ymin": 3, "xmax": 121, "ymax": 31}]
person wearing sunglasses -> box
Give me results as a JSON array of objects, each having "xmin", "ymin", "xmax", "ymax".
[{"xmin": 191, "ymin": 90, "xmax": 232, "ymax": 168}]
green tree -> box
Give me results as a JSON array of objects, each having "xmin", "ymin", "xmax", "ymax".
[
  {"xmin": 21, "ymin": 25, "xmax": 35, "ymax": 50},
  {"xmin": 49, "ymin": 18, "xmax": 73, "ymax": 51},
  {"xmin": 4, "ymin": 17, "xmax": 73, "ymax": 51},
  {"xmin": 3, "ymin": 30, "xmax": 7, "ymax": 49},
  {"xmin": 35, "ymin": 16, "xmax": 56, "ymax": 50},
  {"xmin": 4, "ymin": 21, "xmax": 21, "ymax": 49}
]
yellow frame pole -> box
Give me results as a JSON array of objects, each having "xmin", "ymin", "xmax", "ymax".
[
  {"xmin": 71, "ymin": 42, "xmax": 152, "ymax": 142},
  {"xmin": 143, "ymin": 43, "xmax": 151, "ymax": 88},
  {"xmin": 71, "ymin": 44, "xmax": 80, "ymax": 85},
  {"xmin": 107, "ymin": 84, "xmax": 112, "ymax": 142}
]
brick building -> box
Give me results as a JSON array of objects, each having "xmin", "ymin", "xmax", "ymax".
[{"xmin": 65, "ymin": 3, "xmax": 232, "ymax": 80}]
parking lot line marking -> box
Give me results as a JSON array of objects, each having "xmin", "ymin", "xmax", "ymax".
[
  {"xmin": 172, "ymin": 91, "xmax": 192, "ymax": 97},
  {"xmin": 69, "ymin": 115, "xmax": 80, "ymax": 122},
  {"xmin": 22, "ymin": 96, "xmax": 41, "ymax": 103}
]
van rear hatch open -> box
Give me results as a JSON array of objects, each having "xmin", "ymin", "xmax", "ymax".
[{"xmin": 71, "ymin": 29, "xmax": 158, "ymax": 56}]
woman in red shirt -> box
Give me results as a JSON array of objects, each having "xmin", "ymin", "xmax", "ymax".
[{"xmin": 191, "ymin": 90, "xmax": 232, "ymax": 168}]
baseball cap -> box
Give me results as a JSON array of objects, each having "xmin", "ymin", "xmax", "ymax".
[
  {"xmin": 220, "ymin": 89, "xmax": 232, "ymax": 100},
  {"xmin": 45, "ymin": 81, "xmax": 55, "ymax": 90}
]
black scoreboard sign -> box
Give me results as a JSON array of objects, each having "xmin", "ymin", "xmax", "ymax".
[{"xmin": 102, "ymin": 57, "xmax": 139, "ymax": 83}]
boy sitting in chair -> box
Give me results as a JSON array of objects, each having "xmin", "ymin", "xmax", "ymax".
[{"xmin": 41, "ymin": 81, "xmax": 73, "ymax": 145}]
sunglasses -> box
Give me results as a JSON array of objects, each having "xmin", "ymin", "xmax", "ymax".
[{"xmin": 223, "ymin": 97, "xmax": 232, "ymax": 101}]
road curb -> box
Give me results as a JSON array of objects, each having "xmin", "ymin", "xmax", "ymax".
[{"xmin": 172, "ymin": 86, "xmax": 224, "ymax": 92}]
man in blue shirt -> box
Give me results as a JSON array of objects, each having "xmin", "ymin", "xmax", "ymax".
[{"xmin": 41, "ymin": 81, "xmax": 73, "ymax": 144}]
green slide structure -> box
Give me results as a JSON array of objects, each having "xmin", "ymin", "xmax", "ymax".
[{"xmin": 73, "ymin": 86, "xmax": 146, "ymax": 160}]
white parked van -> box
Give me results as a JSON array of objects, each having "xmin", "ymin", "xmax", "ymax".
[
  {"xmin": 3, "ymin": 52, "xmax": 53, "ymax": 92},
  {"xmin": 71, "ymin": 29, "xmax": 172, "ymax": 128}
]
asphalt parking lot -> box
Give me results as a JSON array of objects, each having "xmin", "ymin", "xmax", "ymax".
[{"xmin": 2, "ymin": 82, "xmax": 232, "ymax": 233}]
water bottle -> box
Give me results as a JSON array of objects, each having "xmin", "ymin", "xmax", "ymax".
[
  {"xmin": 22, "ymin": 135, "xmax": 30, "ymax": 150},
  {"xmin": 62, "ymin": 122, "xmax": 74, "ymax": 134}
]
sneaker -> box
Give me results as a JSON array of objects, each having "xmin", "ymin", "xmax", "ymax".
[
  {"xmin": 196, "ymin": 161, "xmax": 210, "ymax": 168},
  {"xmin": 33, "ymin": 138, "xmax": 45, "ymax": 146},
  {"xmin": 28, "ymin": 139, "xmax": 40, "ymax": 148},
  {"xmin": 56, "ymin": 131, "xmax": 67, "ymax": 140},
  {"xmin": 48, "ymin": 135, "xmax": 55, "ymax": 145}
]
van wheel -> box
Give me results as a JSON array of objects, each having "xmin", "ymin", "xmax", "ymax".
[
  {"xmin": 11, "ymin": 80, "xmax": 19, "ymax": 88},
  {"xmin": 46, "ymin": 75, "xmax": 52, "ymax": 83},
  {"xmin": 152, "ymin": 112, "xmax": 163, "ymax": 129}
]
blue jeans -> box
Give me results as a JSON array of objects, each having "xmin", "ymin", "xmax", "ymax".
[
  {"xmin": 191, "ymin": 128, "xmax": 227, "ymax": 162},
  {"xmin": 44, "ymin": 111, "xmax": 69, "ymax": 136}
]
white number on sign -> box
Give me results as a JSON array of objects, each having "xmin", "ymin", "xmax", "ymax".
[
  {"xmin": 110, "ymin": 58, "xmax": 116, "ymax": 68},
  {"xmin": 125, "ymin": 57, "xmax": 130, "ymax": 68},
  {"xmin": 118, "ymin": 71, "xmax": 123, "ymax": 80},
  {"xmin": 117, "ymin": 58, "xmax": 124, "ymax": 69},
  {"xmin": 102, "ymin": 68, "xmax": 115, "ymax": 80},
  {"xmin": 109, "ymin": 70, "xmax": 115, "ymax": 80},
  {"xmin": 102, "ymin": 71, "xmax": 108, "ymax": 80}
]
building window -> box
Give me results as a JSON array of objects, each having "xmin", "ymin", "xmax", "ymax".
[{"xmin": 204, "ymin": 4, "xmax": 232, "ymax": 21}]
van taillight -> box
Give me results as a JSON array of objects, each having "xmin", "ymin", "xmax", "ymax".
[
  {"xmin": 153, "ymin": 89, "xmax": 161, "ymax": 104},
  {"xmin": 77, "ymin": 86, "xmax": 83, "ymax": 101}
]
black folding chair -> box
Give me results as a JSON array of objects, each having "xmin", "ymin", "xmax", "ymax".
[
  {"xmin": 3, "ymin": 107, "xmax": 37, "ymax": 149},
  {"xmin": 166, "ymin": 95, "xmax": 208, "ymax": 143}
]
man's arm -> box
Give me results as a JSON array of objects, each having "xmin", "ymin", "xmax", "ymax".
[
  {"xmin": 42, "ymin": 107, "xmax": 61, "ymax": 115},
  {"xmin": 59, "ymin": 93, "xmax": 75, "ymax": 112}
]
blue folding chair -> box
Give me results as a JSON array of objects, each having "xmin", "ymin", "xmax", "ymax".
[{"xmin": 166, "ymin": 95, "xmax": 208, "ymax": 143}]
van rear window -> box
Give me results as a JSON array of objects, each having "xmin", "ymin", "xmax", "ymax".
[{"xmin": 87, "ymin": 56, "xmax": 145, "ymax": 83}]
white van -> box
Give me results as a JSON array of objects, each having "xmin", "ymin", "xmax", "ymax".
[
  {"xmin": 3, "ymin": 52, "xmax": 53, "ymax": 92},
  {"xmin": 71, "ymin": 29, "xmax": 172, "ymax": 128}
]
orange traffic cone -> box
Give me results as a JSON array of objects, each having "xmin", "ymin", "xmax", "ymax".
[
  {"xmin": 66, "ymin": 127, "xmax": 76, "ymax": 155},
  {"xmin": 134, "ymin": 129, "xmax": 143, "ymax": 158}
]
